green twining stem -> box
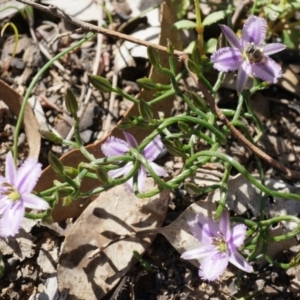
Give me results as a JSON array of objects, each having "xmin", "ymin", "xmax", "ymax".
[{"xmin": 187, "ymin": 150, "xmax": 300, "ymax": 202}]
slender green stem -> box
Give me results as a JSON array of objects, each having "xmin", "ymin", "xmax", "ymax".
[
  {"xmin": 226, "ymin": 0, "xmax": 233, "ymax": 29},
  {"xmin": 148, "ymin": 89, "xmax": 175, "ymax": 106},
  {"xmin": 251, "ymin": 0, "xmax": 259, "ymax": 14},
  {"xmin": 232, "ymin": 94, "xmax": 245, "ymax": 122},
  {"xmin": 213, "ymin": 72, "xmax": 225, "ymax": 92},
  {"xmin": 194, "ymin": 0, "xmax": 204, "ymax": 56},
  {"xmin": 13, "ymin": 32, "xmax": 95, "ymax": 162},
  {"xmin": 216, "ymin": 162, "xmax": 231, "ymax": 216}
]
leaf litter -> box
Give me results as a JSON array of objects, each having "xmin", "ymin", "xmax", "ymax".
[{"xmin": 1, "ymin": 0, "xmax": 300, "ymax": 299}]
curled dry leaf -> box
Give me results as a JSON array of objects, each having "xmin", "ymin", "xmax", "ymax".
[
  {"xmin": 0, "ymin": 80, "xmax": 40, "ymax": 158},
  {"xmin": 57, "ymin": 178, "xmax": 170, "ymax": 300}
]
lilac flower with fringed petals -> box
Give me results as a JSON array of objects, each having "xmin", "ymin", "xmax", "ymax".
[
  {"xmin": 181, "ymin": 210, "xmax": 253, "ymax": 281},
  {"xmin": 101, "ymin": 132, "xmax": 167, "ymax": 192},
  {"xmin": 211, "ymin": 15, "xmax": 286, "ymax": 92},
  {"xmin": 0, "ymin": 152, "xmax": 49, "ymax": 237}
]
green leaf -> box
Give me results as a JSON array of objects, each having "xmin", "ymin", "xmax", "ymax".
[
  {"xmin": 282, "ymin": 29, "xmax": 299, "ymax": 49},
  {"xmin": 202, "ymin": 10, "xmax": 229, "ymax": 27},
  {"xmin": 204, "ymin": 38, "xmax": 217, "ymax": 54},
  {"xmin": 290, "ymin": 2, "xmax": 300, "ymax": 9},
  {"xmin": 170, "ymin": 0, "xmax": 190, "ymax": 19},
  {"xmin": 172, "ymin": 20, "xmax": 196, "ymax": 30},
  {"xmin": 263, "ymin": 4, "xmax": 282, "ymax": 21}
]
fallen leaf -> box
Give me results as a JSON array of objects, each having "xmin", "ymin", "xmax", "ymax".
[
  {"xmin": 0, "ymin": 80, "xmax": 41, "ymax": 158},
  {"xmin": 158, "ymin": 200, "xmax": 215, "ymax": 268},
  {"xmin": 57, "ymin": 178, "xmax": 169, "ymax": 299}
]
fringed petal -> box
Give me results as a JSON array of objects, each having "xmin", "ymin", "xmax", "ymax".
[
  {"xmin": 188, "ymin": 214, "xmax": 219, "ymax": 245},
  {"xmin": 228, "ymin": 224, "xmax": 247, "ymax": 248},
  {"xmin": 5, "ymin": 152, "xmax": 17, "ymax": 186},
  {"xmin": 211, "ymin": 47, "xmax": 243, "ymax": 72},
  {"xmin": 228, "ymin": 248, "xmax": 253, "ymax": 273},
  {"xmin": 108, "ymin": 162, "xmax": 133, "ymax": 178},
  {"xmin": 16, "ymin": 157, "xmax": 42, "ymax": 194},
  {"xmin": 181, "ymin": 246, "xmax": 212, "ymax": 260},
  {"xmin": 220, "ymin": 25, "xmax": 242, "ymax": 50},
  {"xmin": 22, "ymin": 194, "xmax": 49, "ymax": 210},
  {"xmin": 137, "ymin": 166, "xmax": 147, "ymax": 192},
  {"xmin": 142, "ymin": 135, "xmax": 164, "ymax": 161},
  {"xmin": 264, "ymin": 43, "xmax": 286, "ymax": 55},
  {"xmin": 251, "ymin": 57, "xmax": 282, "ymax": 83},
  {"xmin": 0, "ymin": 201, "xmax": 24, "ymax": 237},
  {"xmin": 219, "ymin": 210, "xmax": 231, "ymax": 240},
  {"xmin": 149, "ymin": 162, "xmax": 167, "ymax": 177},
  {"xmin": 123, "ymin": 132, "xmax": 139, "ymax": 148},
  {"xmin": 242, "ymin": 15, "xmax": 267, "ymax": 45},
  {"xmin": 199, "ymin": 251, "xmax": 228, "ymax": 281},
  {"xmin": 236, "ymin": 61, "xmax": 251, "ymax": 92},
  {"xmin": 101, "ymin": 136, "xmax": 130, "ymax": 157}
]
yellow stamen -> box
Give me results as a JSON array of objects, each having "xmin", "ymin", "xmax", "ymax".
[{"xmin": 8, "ymin": 190, "xmax": 20, "ymax": 201}]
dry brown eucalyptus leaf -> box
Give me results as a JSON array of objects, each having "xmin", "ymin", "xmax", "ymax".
[
  {"xmin": 158, "ymin": 200, "xmax": 215, "ymax": 268},
  {"xmin": 35, "ymin": 0, "xmax": 182, "ymax": 222},
  {"xmin": 57, "ymin": 178, "xmax": 170, "ymax": 300},
  {"xmin": 0, "ymin": 80, "xmax": 40, "ymax": 158}
]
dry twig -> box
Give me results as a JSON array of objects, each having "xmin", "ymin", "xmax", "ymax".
[{"xmin": 16, "ymin": 0, "xmax": 184, "ymax": 57}]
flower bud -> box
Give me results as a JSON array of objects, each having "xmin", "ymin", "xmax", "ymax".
[
  {"xmin": 65, "ymin": 88, "xmax": 78, "ymax": 117},
  {"xmin": 136, "ymin": 78, "xmax": 156, "ymax": 90},
  {"xmin": 138, "ymin": 99, "xmax": 153, "ymax": 122},
  {"xmin": 88, "ymin": 74, "xmax": 114, "ymax": 93},
  {"xmin": 178, "ymin": 121, "xmax": 190, "ymax": 134},
  {"xmin": 187, "ymin": 59, "xmax": 200, "ymax": 75},
  {"xmin": 163, "ymin": 139, "xmax": 186, "ymax": 157},
  {"xmin": 188, "ymin": 91, "xmax": 208, "ymax": 111},
  {"xmin": 39, "ymin": 130, "xmax": 63, "ymax": 143},
  {"xmin": 166, "ymin": 39, "xmax": 174, "ymax": 55},
  {"xmin": 137, "ymin": 119, "xmax": 155, "ymax": 129},
  {"xmin": 48, "ymin": 151, "xmax": 64, "ymax": 176},
  {"xmin": 42, "ymin": 213, "xmax": 53, "ymax": 225},
  {"xmin": 62, "ymin": 195, "xmax": 73, "ymax": 206},
  {"xmin": 191, "ymin": 44, "xmax": 202, "ymax": 66},
  {"xmin": 95, "ymin": 167, "xmax": 109, "ymax": 183},
  {"xmin": 184, "ymin": 182, "xmax": 202, "ymax": 196},
  {"xmin": 63, "ymin": 166, "xmax": 78, "ymax": 176},
  {"xmin": 118, "ymin": 118, "xmax": 135, "ymax": 130},
  {"xmin": 147, "ymin": 46, "xmax": 161, "ymax": 69}
]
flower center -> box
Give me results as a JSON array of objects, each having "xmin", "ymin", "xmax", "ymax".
[
  {"xmin": 8, "ymin": 190, "xmax": 21, "ymax": 201},
  {"xmin": 212, "ymin": 236, "xmax": 227, "ymax": 253},
  {"xmin": 1, "ymin": 183, "xmax": 21, "ymax": 202},
  {"xmin": 244, "ymin": 42, "xmax": 264, "ymax": 64}
]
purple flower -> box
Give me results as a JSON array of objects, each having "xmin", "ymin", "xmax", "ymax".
[
  {"xmin": 181, "ymin": 210, "xmax": 253, "ymax": 281},
  {"xmin": 211, "ymin": 15, "xmax": 286, "ymax": 92},
  {"xmin": 0, "ymin": 152, "xmax": 49, "ymax": 237},
  {"xmin": 101, "ymin": 132, "xmax": 167, "ymax": 192}
]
